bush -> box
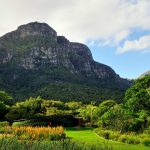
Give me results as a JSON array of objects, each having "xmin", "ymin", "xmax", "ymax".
[
  {"xmin": 0, "ymin": 121, "xmax": 9, "ymax": 127},
  {"xmin": 12, "ymin": 115, "xmax": 79, "ymax": 127},
  {"xmin": 118, "ymin": 135, "xmax": 128, "ymax": 143},
  {"xmin": 95, "ymin": 128, "xmax": 150, "ymax": 146},
  {"xmin": 126, "ymin": 136, "xmax": 140, "ymax": 144},
  {"xmin": 111, "ymin": 133, "xmax": 140, "ymax": 145},
  {"xmin": 12, "ymin": 120, "xmax": 48, "ymax": 127},
  {"xmin": 128, "ymin": 118, "xmax": 145, "ymax": 132},
  {"xmin": 95, "ymin": 129, "xmax": 111, "ymax": 139},
  {"xmin": 141, "ymin": 138, "xmax": 150, "ymax": 146},
  {"xmin": 109, "ymin": 132, "xmax": 120, "ymax": 141},
  {"xmin": 144, "ymin": 127, "xmax": 150, "ymax": 134}
]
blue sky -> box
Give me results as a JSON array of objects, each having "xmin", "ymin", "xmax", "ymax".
[
  {"xmin": 87, "ymin": 42, "xmax": 150, "ymax": 79},
  {"xmin": 86, "ymin": 28, "xmax": 150, "ymax": 79},
  {"xmin": 0, "ymin": 0, "xmax": 150, "ymax": 79}
]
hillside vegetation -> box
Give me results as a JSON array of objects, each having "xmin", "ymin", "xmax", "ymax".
[{"xmin": 0, "ymin": 75, "xmax": 149, "ymax": 149}]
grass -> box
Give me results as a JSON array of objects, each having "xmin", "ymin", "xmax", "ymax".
[
  {"xmin": 0, "ymin": 137, "xmax": 102, "ymax": 150},
  {"xmin": 0, "ymin": 126, "xmax": 109, "ymax": 150},
  {"xmin": 65, "ymin": 127, "xmax": 150, "ymax": 150},
  {"xmin": 0, "ymin": 127, "xmax": 149, "ymax": 150}
]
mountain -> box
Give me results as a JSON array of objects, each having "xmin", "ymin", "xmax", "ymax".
[
  {"xmin": 140, "ymin": 71, "xmax": 150, "ymax": 78},
  {"xmin": 0, "ymin": 22, "xmax": 131, "ymax": 102}
]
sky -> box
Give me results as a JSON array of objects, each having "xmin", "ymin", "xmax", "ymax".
[{"xmin": 0, "ymin": 0, "xmax": 150, "ymax": 79}]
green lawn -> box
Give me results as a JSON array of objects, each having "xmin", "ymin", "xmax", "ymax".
[{"xmin": 65, "ymin": 127, "xmax": 150, "ymax": 150}]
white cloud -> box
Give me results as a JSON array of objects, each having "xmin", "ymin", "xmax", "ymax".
[
  {"xmin": 87, "ymin": 40, "xmax": 95, "ymax": 47},
  {"xmin": 97, "ymin": 30, "xmax": 131, "ymax": 47},
  {"xmin": 117, "ymin": 35, "xmax": 150, "ymax": 53},
  {"xmin": 0, "ymin": 0, "xmax": 150, "ymax": 50},
  {"xmin": 114, "ymin": 30, "xmax": 131, "ymax": 45}
]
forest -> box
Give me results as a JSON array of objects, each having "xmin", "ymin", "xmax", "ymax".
[{"xmin": 0, "ymin": 75, "xmax": 149, "ymax": 149}]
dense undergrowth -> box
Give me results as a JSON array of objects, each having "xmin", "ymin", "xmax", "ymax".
[{"xmin": 95, "ymin": 128, "xmax": 150, "ymax": 147}]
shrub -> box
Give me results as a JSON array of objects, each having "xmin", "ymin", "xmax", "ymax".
[
  {"xmin": 118, "ymin": 135, "xmax": 128, "ymax": 143},
  {"xmin": 128, "ymin": 118, "xmax": 145, "ymax": 132},
  {"xmin": 0, "ymin": 121, "xmax": 9, "ymax": 127},
  {"xmin": 95, "ymin": 129, "xmax": 110, "ymax": 139},
  {"xmin": 12, "ymin": 120, "xmax": 48, "ymax": 127},
  {"xmin": 126, "ymin": 136, "xmax": 140, "ymax": 144},
  {"xmin": 12, "ymin": 115, "xmax": 79, "ymax": 127},
  {"xmin": 141, "ymin": 138, "xmax": 150, "ymax": 146},
  {"xmin": 144, "ymin": 127, "xmax": 150, "ymax": 134},
  {"xmin": 95, "ymin": 128, "xmax": 150, "ymax": 146},
  {"xmin": 109, "ymin": 132, "xmax": 120, "ymax": 141}
]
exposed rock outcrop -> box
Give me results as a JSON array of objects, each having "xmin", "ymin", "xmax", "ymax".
[{"xmin": 0, "ymin": 22, "xmax": 131, "ymax": 101}]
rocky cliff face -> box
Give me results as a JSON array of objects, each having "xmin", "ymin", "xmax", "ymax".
[{"xmin": 0, "ymin": 22, "xmax": 131, "ymax": 102}]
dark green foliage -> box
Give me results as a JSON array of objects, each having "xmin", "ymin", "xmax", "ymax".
[
  {"xmin": 0, "ymin": 60, "xmax": 125, "ymax": 102},
  {"xmin": 5, "ymin": 107, "xmax": 27, "ymax": 123},
  {"xmin": 124, "ymin": 75, "xmax": 150, "ymax": 114},
  {"xmin": 1, "ymin": 35, "xmax": 58, "ymax": 52},
  {"xmin": 12, "ymin": 117, "xmax": 48, "ymax": 127},
  {"xmin": 128, "ymin": 118, "xmax": 147, "ymax": 132},
  {"xmin": 0, "ymin": 121, "xmax": 9, "ymax": 127},
  {"xmin": 141, "ymin": 138, "xmax": 150, "ymax": 147},
  {"xmin": 0, "ymin": 102, "xmax": 9, "ymax": 121},
  {"xmin": 11, "ymin": 115, "xmax": 79, "ymax": 127},
  {"xmin": 122, "ymin": 75, "xmax": 150, "ymax": 132},
  {"xmin": 0, "ymin": 91, "xmax": 12, "ymax": 103},
  {"xmin": 0, "ymin": 91, "xmax": 11, "ymax": 120},
  {"xmin": 5, "ymin": 97, "xmax": 80, "ymax": 127}
]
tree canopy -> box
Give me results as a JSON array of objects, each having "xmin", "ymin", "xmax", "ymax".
[{"xmin": 124, "ymin": 75, "xmax": 150, "ymax": 114}]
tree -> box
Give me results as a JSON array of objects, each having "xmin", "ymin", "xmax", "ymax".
[
  {"xmin": 0, "ymin": 101, "xmax": 9, "ymax": 120},
  {"xmin": 41, "ymin": 100, "xmax": 64, "ymax": 112},
  {"xmin": 65, "ymin": 101, "xmax": 82, "ymax": 114},
  {"xmin": 98, "ymin": 100, "xmax": 117, "ymax": 117},
  {"xmin": 79, "ymin": 104, "xmax": 99, "ymax": 126},
  {"xmin": 0, "ymin": 91, "xmax": 11, "ymax": 120},
  {"xmin": 147, "ymin": 88, "xmax": 150, "ymax": 96},
  {"xmin": 124, "ymin": 75, "xmax": 150, "ymax": 114},
  {"xmin": 99, "ymin": 105, "xmax": 131, "ymax": 132},
  {"xmin": 0, "ymin": 91, "xmax": 12, "ymax": 103},
  {"xmin": 46, "ymin": 107, "xmax": 63, "ymax": 116},
  {"xmin": 5, "ymin": 106, "xmax": 27, "ymax": 123}
]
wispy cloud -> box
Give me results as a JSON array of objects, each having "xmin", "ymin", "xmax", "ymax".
[{"xmin": 117, "ymin": 35, "xmax": 150, "ymax": 53}]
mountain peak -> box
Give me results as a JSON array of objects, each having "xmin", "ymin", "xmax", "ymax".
[
  {"xmin": 0, "ymin": 22, "xmax": 131, "ymax": 101},
  {"xmin": 1, "ymin": 22, "xmax": 57, "ymax": 41},
  {"xmin": 18, "ymin": 22, "xmax": 56, "ymax": 34},
  {"xmin": 18, "ymin": 22, "xmax": 51, "ymax": 29}
]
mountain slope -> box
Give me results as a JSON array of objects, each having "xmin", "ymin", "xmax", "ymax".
[
  {"xmin": 0, "ymin": 22, "xmax": 131, "ymax": 102},
  {"xmin": 140, "ymin": 71, "xmax": 150, "ymax": 78}
]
